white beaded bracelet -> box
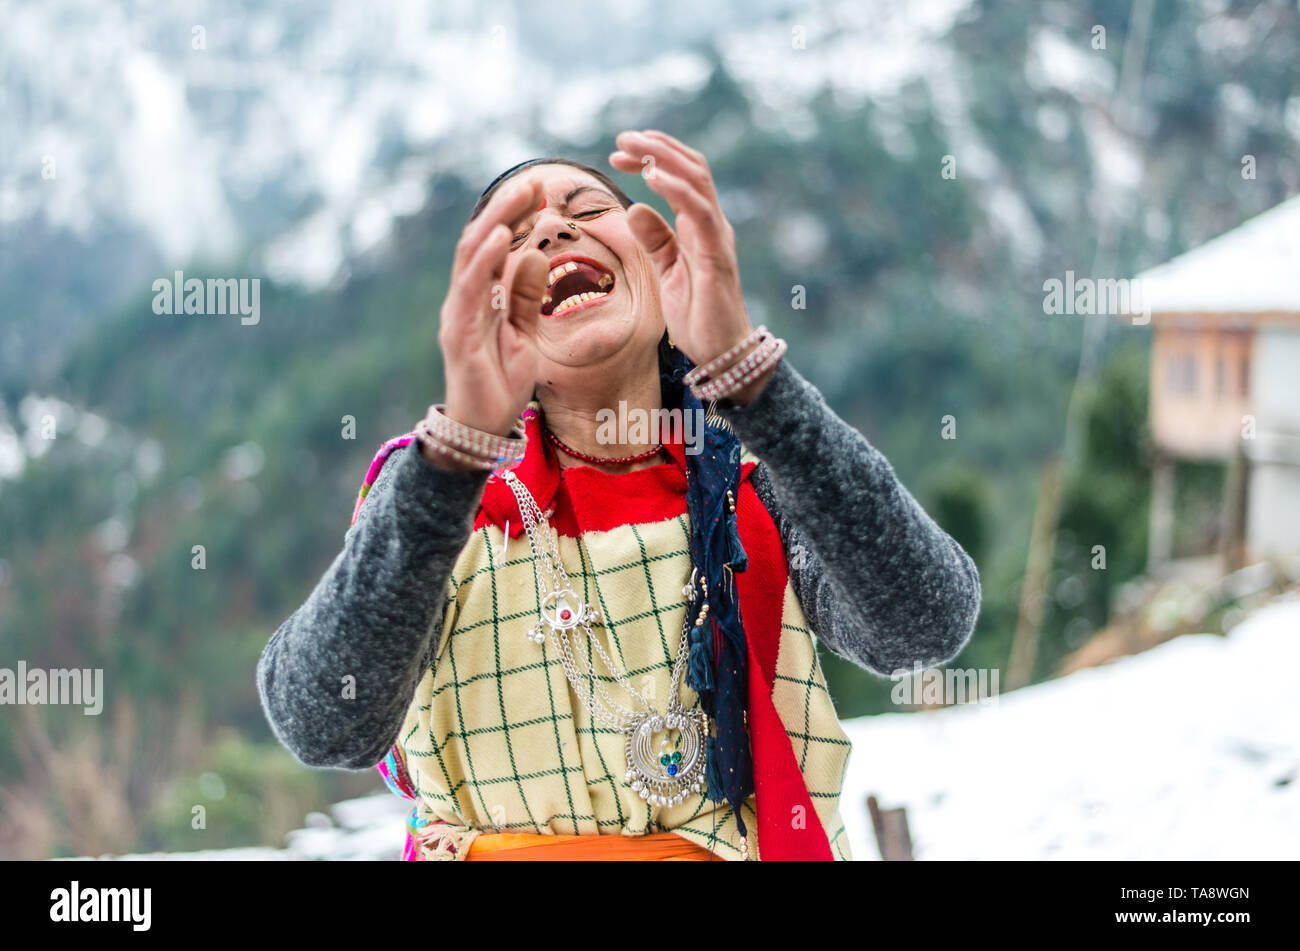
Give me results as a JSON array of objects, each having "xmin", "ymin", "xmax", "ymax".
[
  {"xmin": 416, "ymin": 405, "xmax": 527, "ymax": 470},
  {"xmin": 682, "ymin": 326, "xmax": 769, "ymax": 387},
  {"xmin": 690, "ymin": 335, "xmax": 787, "ymax": 402}
]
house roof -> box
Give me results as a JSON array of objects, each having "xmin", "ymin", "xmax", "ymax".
[{"xmin": 1134, "ymin": 194, "xmax": 1300, "ymax": 314}]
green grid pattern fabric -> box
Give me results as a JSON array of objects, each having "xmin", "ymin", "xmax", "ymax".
[{"xmin": 398, "ymin": 507, "xmax": 854, "ymax": 861}]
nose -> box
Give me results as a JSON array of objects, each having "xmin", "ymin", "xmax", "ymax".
[{"xmin": 535, "ymin": 213, "xmax": 578, "ymax": 251}]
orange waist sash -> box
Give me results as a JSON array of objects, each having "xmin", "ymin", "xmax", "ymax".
[{"xmin": 466, "ymin": 830, "xmax": 716, "ymax": 861}]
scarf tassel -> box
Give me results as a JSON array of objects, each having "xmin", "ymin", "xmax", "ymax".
[
  {"xmin": 725, "ymin": 510, "xmax": 748, "ymax": 573},
  {"xmin": 706, "ymin": 733, "xmax": 725, "ymax": 802},
  {"xmin": 686, "ymin": 622, "xmax": 715, "ymax": 693}
]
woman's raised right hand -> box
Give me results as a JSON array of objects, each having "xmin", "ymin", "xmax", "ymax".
[{"xmin": 436, "ymin": 179, "xmax": 549, "ymax": 446}]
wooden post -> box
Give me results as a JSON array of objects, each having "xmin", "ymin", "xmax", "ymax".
[
  {"xmin": 867, "ymin": 795, "xmax": 914, "ymax": 861},
  {"xmin": 1007, "ymin": 460, "xmax": 1063, "ymax": 690},
  {"xmin": 1219, "ymin": 443, "xmax": 1248, "ymax": 571},
  {"xmin": 1148, "ymin": 451, "xmax": 1175, "ymax": 573}
]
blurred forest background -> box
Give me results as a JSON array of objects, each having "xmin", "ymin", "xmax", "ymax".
[{"xmin": 2, "ymin": 0, "xmax": 1298, "ymax": 858}]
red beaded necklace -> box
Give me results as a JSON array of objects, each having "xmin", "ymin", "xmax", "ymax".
[{"xmin": 543, "ymin": 427, "xmax": 664, "ymax": 465}]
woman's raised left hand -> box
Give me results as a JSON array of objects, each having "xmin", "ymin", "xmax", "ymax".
[{"xmin": 609, "ymin": 130, "xmax": 773, "ymax": 405}]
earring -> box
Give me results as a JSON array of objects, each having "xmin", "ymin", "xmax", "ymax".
[{"xmin": 565, "ymin": 219, "xmax": 578, "ymax": 231}]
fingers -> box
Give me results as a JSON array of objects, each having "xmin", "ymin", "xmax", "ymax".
[
  {"xmin": 642, "ymin": 129, "xmax": 707, "ymax": 164},
  {"xmin": 444, "ymin": 178, "xmax": 545, "ymax": 336},
  {"xmin": 612, "ymin": 130, "xmax": 716, "ymax": 201},
  {"xmin": 610, "ymin": 131, "xmax": 731, "ymax": 249},
  {"xmin": 453, "ymin": 178, "xmax": 543, "ymax": 276},
  {"xmin": 507, "ymin": 248, "xmax": 548, "ymax": 337},
  {"xmin": 626, "ymin": 203, "xmax": 680, "ymax": 277},
  {"xmin": 444, "ymin": 223, "xmax": 512, "ymax": 333},
  {"xmin": 615, "ymin": 159, "xmax": 730, "ymax": 251}
]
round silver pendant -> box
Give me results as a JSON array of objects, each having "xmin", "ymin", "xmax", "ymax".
[{"xmin": 623, "ymin": 711, "xmax": 706, "ymax": 808}]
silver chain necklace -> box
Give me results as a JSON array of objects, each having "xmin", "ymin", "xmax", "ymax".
[{"xmin": 502, "ymin": 469, "xmax": 708, "ymax": 809}]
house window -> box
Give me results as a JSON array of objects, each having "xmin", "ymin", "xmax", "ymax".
[
  {"xmin": 1215, "ymin": 355, "xmax": 1226, "ymax": 395},
  {"xmin": 1239, "ymin": 354, "xmax": 1250, "ymax": 396},
  {"xmin": 1166, "ymin": 352, "xmax": 1198, "ymax": 395}
]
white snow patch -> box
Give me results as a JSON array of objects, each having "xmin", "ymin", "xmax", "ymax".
[
  {"xmin": 841, "ymin": 598, "xmax": 1300, "ymax": 859},
  {"xmin": 119, "ymin": 53, "xmax": 239, "ymax": 262},
  {"xmin": 1025, "ymin": 28, "xmax": 1116, "ymax": 99},
  {"xmin": 0, "ymin": 425, "xmax": 24, "ymax": 481},
  {"xmin": 1081, "ymin": 111, "xmax": 1143, "ymax": 193},
  {"xmin": 1134, "ymin": 194, "xmax": 1300, "ymax": 313},
  {"xmin": 719, "ymin": 0, "xmax": 972, "ymax": 113}
]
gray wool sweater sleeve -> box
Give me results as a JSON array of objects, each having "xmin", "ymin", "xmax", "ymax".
[
  {"xmin": 256, "ymin": 443, "xmax": 489, "ymax": 769},
  {"xmin": 717, "ymin": 359, "xmax": 981, "ymax": 676}
]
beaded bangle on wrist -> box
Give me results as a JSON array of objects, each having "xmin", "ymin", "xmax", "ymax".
[
  {"xmin": 681, "ymin": 326, "xmax": 769, "ymax": 387},
  {"xmin": 415, "ymin": 405, "xmax": 527, "ymax": 470},
  {"xmin": 416, "ymin": 424, "xmax": 507, "ymax": 470},
  {"xmin": 689, "ymin": 335, "xmax": 787, "ymax": 402}
]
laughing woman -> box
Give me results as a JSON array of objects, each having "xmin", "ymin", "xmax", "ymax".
[{"xmin": 256, "ymin": 130, "xmax": 981, "ymax": 861}]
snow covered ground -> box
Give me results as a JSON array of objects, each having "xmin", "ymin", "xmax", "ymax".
[
  {"xmin": 82, "ymin": 597, "xmax": 1298, "ymax": 860},
  {"xmin": 841, "ymin": 596, "xmax": 1300, "ymax": 860}
]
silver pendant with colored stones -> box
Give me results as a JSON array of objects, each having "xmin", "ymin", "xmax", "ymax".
[{"xmin": 623, "ymin": 710, "xmax": 707, "ymax": 808}]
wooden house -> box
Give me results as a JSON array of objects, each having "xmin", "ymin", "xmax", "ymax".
[{"xmin": 1134, "ymin": 195, "xmax": 1300, "ymax": 570}]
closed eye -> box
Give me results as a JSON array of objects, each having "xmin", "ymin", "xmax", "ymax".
[{"xmin": 509, "ymin": 207, "xmax": 616, "ymax": 248}]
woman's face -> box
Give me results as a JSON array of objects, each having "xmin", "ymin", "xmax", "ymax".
[{"xmin": 494, "ymin": 164, "xmax": 664, "ymax": 387}]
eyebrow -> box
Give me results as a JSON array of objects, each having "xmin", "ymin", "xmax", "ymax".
[
  {"xmin": 562, "ymin": 185, "xmax": 616, "ymax": 205},
  {"xmin": 509, "ymin": 184, "xmax": 618, "ymax": 238}
]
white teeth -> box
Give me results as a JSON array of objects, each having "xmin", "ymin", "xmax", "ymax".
[
  {"xmin": 550, "ymin": 288, "xmax": 612, "ymax": 315},
  {"xmin": 546, "ymin": 261, "xmax": 581, "ymax": 287},
  {"xmin": 544, "ymin": 262, "xmax": 615, "ymax": 313}
]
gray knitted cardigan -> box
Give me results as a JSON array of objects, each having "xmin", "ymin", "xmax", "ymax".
[{"xmin": 257, "ymin": 359, "xmax": 982, "ymax": 770}]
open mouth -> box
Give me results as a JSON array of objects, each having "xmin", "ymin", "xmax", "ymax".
[{"xmin": 541, "ymin": 255, "xmax": 616, "ymax": 318}]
